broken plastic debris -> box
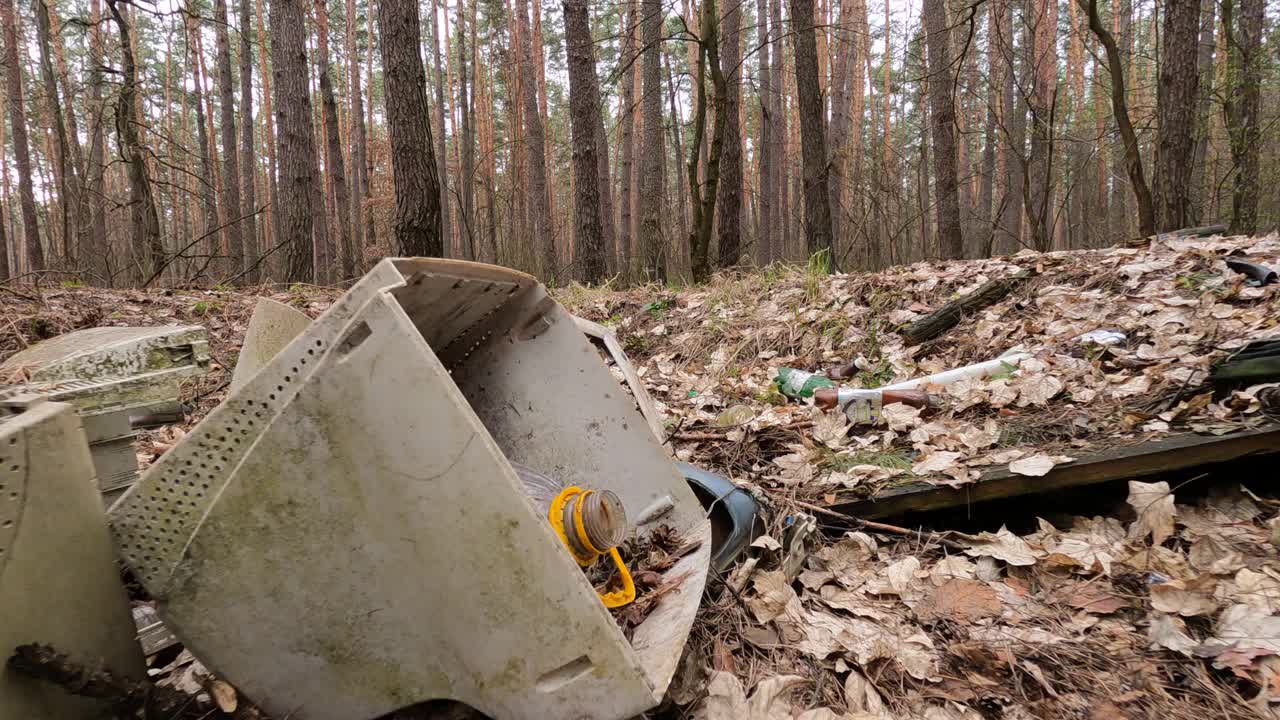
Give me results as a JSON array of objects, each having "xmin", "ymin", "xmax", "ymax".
[
  {"xmin": 1225, "ymin": 258, "xmax": 1278, "ymax": 286},
  {"xmin": 882, "ymin": 351, "xmax": 1033, "ymax": 391},
  {"xmin": 1075, "ymin": 329, "xmax": 1127, "ymax": 346}
]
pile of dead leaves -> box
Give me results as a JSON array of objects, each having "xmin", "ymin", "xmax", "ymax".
[
  {"xmin": 563, "ymin": 233, "xmax": 1280, "ymax": 498},
  {"xmin": 674, "ymin": 481, "xmax": 1280, "ymax": 719}
]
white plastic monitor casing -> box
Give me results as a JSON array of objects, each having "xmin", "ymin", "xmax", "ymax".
[{"xmin": 108, "ymin": 259, "xmax": 710, "ymax": 720}]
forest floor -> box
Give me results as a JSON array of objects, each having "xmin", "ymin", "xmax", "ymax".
[{"xmin": 3, "ymin": 232, "xmax": 1280, "ymax": 719}]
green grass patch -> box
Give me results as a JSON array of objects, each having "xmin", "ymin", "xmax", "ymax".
[{"xmin": 191, "ymin": 300, "xmax": 221, "ymax": 317}]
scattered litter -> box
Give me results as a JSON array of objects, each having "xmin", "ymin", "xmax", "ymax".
[
  {"xmin": 1074, "ymin": 329, "xmax": 1128, "ymax": 346},
  {"xmin": 1226, "ymin": 257, "xmax": 1278, "ymax": 286}
]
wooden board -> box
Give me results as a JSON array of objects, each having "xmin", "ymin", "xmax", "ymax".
[{"xmin": 831, "ymin": 424, "xmax": 1280, "ymax": 520}]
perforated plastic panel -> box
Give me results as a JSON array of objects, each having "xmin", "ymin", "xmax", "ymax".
[
  {"xmin": 109, "ymin": 261, "xmax": 405, "ymax": 593},
  {"xmin": 0, "ymin": 415, "xmax": 27, "ymax": 579}
]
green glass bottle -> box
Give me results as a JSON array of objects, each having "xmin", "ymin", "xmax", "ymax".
[{"xmin": 773, "ymin": 367, "xmax": 835, "ymax": 399}]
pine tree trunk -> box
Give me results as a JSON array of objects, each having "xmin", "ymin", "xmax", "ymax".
[
  {"xmin": 513, "ymin": 0, "xmax": 554, "ymax": 277},
  {"xmin": 345, "ymin": 0, "xmax": 371, "ymax": 270},
  {"xmin": 314, "ymin": 0, "xmax": 353, "ymax": 279},
  {"xmin": 790, "ymin": 0, "xmax": 834, "ymax": 260},
  {"xmin": 1067, "ymin": 0, "xmax": 1089, "ymax": 249},
  {"xmin": 716, "ymin": 0, "xmax": 743, "ymax": 268},
  {"xmin": 239, "ymin": 0, "xmax": 259, "ymax": 282},
  {"xmin": 849, "ymin": 0, "xmax": 868, "ymax": 267},
  {"xmin": 107, "ymin": 0, "xmax": 162, "ymax": 284},
  {"xmin": 1222, "ymin": 0, "xmax": 1261, "ymax": 234},
  {"xmin": 754, "ymin": 0, "xmax": 773, "ymax": 264},
  {"xmin": 457, "ymin": 0, "xmax": 476, "ymax": 259},
  {"xmin": 979, "ymin": 0, "xmax": 1001, "ymax": 256},
  {"xmin": 0, "ymin": 0, "xmax": 43, "ymax": 273},
  {"xmin": 665, "ymin": 50, "xmax": 690, "ymax": 256},
  {"xmin": 213, "ymin": 0, "xmax": 243, "ymax": 278},
  {"xmin": 1189, "ymin": 0, "xmax": 1215, "ymax": 222},
  {"xmin": 637, "ymin": 0, "xmax": 666, "ymax": 281},
  {"xmin": 33, "ymin": 0, "xmax": 79, "ymax": 266},
  {"xmin": 997, "ymin": 0, "xmax": 1024, "ymax": 252},
  {"xmin": 189, "ymin": 19, "xmax": 220, "ymax": 275},
  {"xmin": 272, "ymin": 0, "xmax": 322, "ymax": 279},
  {"xmin": 1106, "ymin": 0, "xmax": 1132, "ymax": 239},
  {"xmin": 378, "ymin": 0, "xmax": 443, "ymax": 257},
  {"xmin": 686, "ymin": 0, "xmax": 727, "ymax": 283},
  {"xmin": 826, "ymin": 0, "xmax": 853, "ymax": 262},
  {"xmin": 563, "ymin": 0, "xmax": 605, "ymax": 283},
  {"xmin": 86, "ymin": 0, "xmax": 109, "ymax": 283},
  {"xmin": 430, "ymin": 0, "xmax": 451, "ymax": 257},
  {"xmin": 1025, "ymin": 0, "xmax": 1058, "ymax": 250},
  {"xmin": 588, "ymin": 10, "xmax": 616, "ymax": 277},
  {"xmin": 917, "ymin": 60, "xmax": 933, "ymax": 257},
  {"xmin": 923, "ymin": 0, "xmax": 963, "ymax": 259},
  {"xmin": 770, "ymin": 0, "xmax": 786, "ymax": 258},
  {"xmin": 1154, "ymin": 0, "xmax": 1200, "ymax": 232},
  {"xmin": 254, "ymin": 0, "xmax": 279, "ymax": 258},
  {"xmin": 617, "ymin": 0, "xmax": 638, "ymax": 279}
]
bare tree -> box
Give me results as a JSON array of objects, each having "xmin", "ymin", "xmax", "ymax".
[
  {"xmin": 379, "ymin": 0, "xmax": 443, "ymax": 256},
  {"xmin": 1078, "ymin": 0, "xmax": 1155, "ymax": 237},
  {"xmin": 107, "ymin": 0, "xmax": 162, "ymax": 283}
]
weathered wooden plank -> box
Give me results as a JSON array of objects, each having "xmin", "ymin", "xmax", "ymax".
[
  {"xmin": 899, "ymin": 269, "xmax": 1033, "ymax": 346},
  {"xmin": 831, "ymin": 424, "xmax": 1280, "ymax": 520}
]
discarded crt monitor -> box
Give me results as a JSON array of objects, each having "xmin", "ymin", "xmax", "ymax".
[
  {"xmin": 0, "ymin": 391, "xmax": 145, "ymax": 718},
  {"xmin": 108, "ymin": 259, "xmax": 711, "ymax": 720},
  {"xmin": 0, "ymin": 325, "xmax": 209, "ymax": 504}
]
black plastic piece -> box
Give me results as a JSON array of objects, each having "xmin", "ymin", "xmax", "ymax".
[
  {"xmin": 1226, "ymin": 258, "xmax": 1278, "ymax": 286},
  {"xmin": 676, "ymin": 462, "xmax": 762, "ymax": 572}
]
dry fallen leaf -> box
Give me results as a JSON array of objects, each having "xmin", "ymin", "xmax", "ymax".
[
  {"xmin": 1148, "ymin": 614, "xmax": 1197, "ymax": 655},
  {"xmin": 960, "ymin": 527, "xmax": 1041, "ymax": 566},
  {"xmin": 1126, "ymin": 480, "xmax": 1176, "ymax": 545},
  {"xmin": 1066, "ymin": 583, "xmax": 1129, "ymax": 614},
  {"xmin": 917, "ymin": 579, "xmax": 1004, "ymax": 623},
  {"xmin": 1150, "ymin": 578, "xmax": 1218, "ymax": 616},
  {"xmin": 1199, "ymin": 604, "xmax": 1280, "ymax": 672},
  {"xmin": 1008, "ymin": 453, "xmax": 1074, "ymax": 477},
  {"xmin": 210, "ymin": 679, "xmax": 238, "ymax": 713},
  {"xmin": 746, "ymin": 571, "xmax": 797, "ymax": 624}
]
